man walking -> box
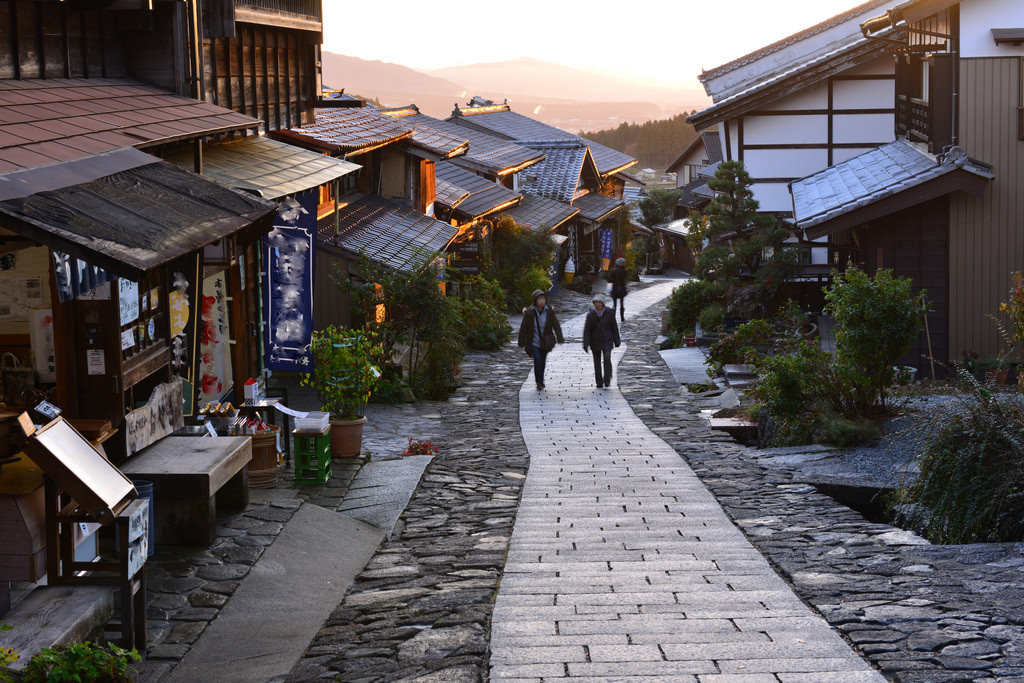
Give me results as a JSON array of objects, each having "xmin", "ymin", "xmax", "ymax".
[
  {"xmin": 610, "ymin": 257, "xmax": 628, "ymax": 322},
  {"xmin": 583, "ymin": 293, "xmax": 621, "ymax": 389},
  {"xmin": 518, "ymin": 289, "xmax": 564, "ymax": 390}
]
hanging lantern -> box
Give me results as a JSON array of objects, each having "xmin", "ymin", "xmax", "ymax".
[{"xmin": 564, "ymin": 257, "xmax": 575, "ymax": 284}]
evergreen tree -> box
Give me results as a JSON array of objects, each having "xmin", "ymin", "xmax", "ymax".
[{"xmin": 690, "ymin": 161, "xmax": 800, "ymax": 318}]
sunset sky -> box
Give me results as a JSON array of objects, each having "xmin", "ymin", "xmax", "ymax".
[{"xmin": 322, "ymin": 0, "xmax": 866, "ymax": 88}]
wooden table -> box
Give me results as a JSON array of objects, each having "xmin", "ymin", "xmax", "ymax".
[{"xmin": 122, "ymin": 436, "xmax": 251, "ymax": 546}]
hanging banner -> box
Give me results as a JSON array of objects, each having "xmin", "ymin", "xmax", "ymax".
[
  {"xmin": 51, "ymin": 250, "xmax": 118, "ymax": 303},
  {"xmin": 166, "ymin": 253, "xmax": 202, "ymax": 416},
  {"xmin": 600, "ymin": 229, "xmax": 613, "ymax": 271},
  {"xmin": 198, "ymin": 271, "xmax": 233, "ymax": 406},
  {"xmin": 263, "ymin": 190, "xmax": 317, "ymax": 372}
]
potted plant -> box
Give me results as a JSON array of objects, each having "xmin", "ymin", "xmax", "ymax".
[{"xmin": 301, "ymin": 325, "xmax": 382, "ymax": 458}]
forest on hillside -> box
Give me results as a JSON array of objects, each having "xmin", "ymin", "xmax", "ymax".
[{"xmin": 581, "ymin": 112, "xmax": 700, "ymax": 172}]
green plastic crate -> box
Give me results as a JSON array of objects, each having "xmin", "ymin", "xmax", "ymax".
[{"xmin": 293, "ymin": 428, "xmax": 331, "ymax": 484}]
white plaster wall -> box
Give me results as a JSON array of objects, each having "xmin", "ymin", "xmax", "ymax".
[
  {"xmin": 752, "ymin": 182, "xmax": 795, "ymax": 212},
  {"xmin": 744, "ymin": 114, "xmax": 828, "ymax": 144},
  {"xmin": 759, "ymin": 83, "xmax": 829, "ymax": 111},
  {"xmin": 841, "ymin": 55, "xmax": 895, "ymax": 77},
  {"xmin": 961, "ymin": 0, "xmax": 1024, "ymax": 58},
  {"xmin": 833, "ymin": 113, "xmax": 895, "ymax": 143},
  {"xmin": 832, "ymin": 146, "xmax": 885, "ymax": 164},
  {"xmin": 832, "ymin": 78, "xmax": 895, "ymax": 109},
  {"xmin": 744, "ymin": 148, "xmax": 829, "ymax": 179}
]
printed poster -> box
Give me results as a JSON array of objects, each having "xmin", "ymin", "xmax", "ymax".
[
  {"xmin": 600, "ymin": 229, "xmax": 613, "ymax": 271},
  {"xmin": 198, "ymin": 271, "xmax": 233, "ymax": 407},
  {"xmin": 167, "ymin": 254, "xmax": 202, "ymax": 416},
  {"xmin": 263, "ymin": 190, "xmax": 317, "ymax": 372}
]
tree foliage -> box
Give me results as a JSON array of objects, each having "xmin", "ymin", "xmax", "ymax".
[
  {"xmin": 486, "ymin": 215, "xmax": 554, "ymax": 310},
  {"xmin": 637, "ymin": 188, "xmax": 684, "ymax": 228},
  {"xmin": 581, "ymin": 113, "xmax": 699, "ymax": 171}
]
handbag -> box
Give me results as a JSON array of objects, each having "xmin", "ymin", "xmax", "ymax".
[{"xmin": 1, "ymin": 352, "xmax": 36, "ymax": 404}]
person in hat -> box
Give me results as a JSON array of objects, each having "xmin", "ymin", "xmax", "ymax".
[
  {"xmin": 610, "ymin": 257, "xmax": 628, "ymax": 322},
  {"xmin": 518, "ymin": 289, "xmax": 564, "ymax": 390},
  {"xmin": 583, "ymin": 293, "xmax": 621, "ymax": 389}
]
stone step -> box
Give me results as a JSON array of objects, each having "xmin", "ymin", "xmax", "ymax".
[
  {"xmin": 166, "ymin": 504, "xmax": 383, "ymax": 683},
  {"xmin": 0, "ymin": 585, "xmax": 113, "ymax": 670}
]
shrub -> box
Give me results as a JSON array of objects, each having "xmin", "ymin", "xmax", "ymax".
[
  {"xmin": 301, "ymin": 325, "xmax": 382, "ymax": 419},
  {"xmin": 451, "ymin": 276, "xmax": 512, "ymax": 350},
  {"xmin": 897, "ymin": 372, "xmax": 1024, "ymax": 543},
  {"xmin": 666, "ymin": 279, "xmax": 723, "ymax": 333},
  {"xmin": 706, "ymin": 319, "xmax": 772, "ymax": 376},
  {"xmin": 504, "ymin": 265, "xmax": 552, "ymax": 312},
  {"xmin": 817, "ymin": 413, "xmax": 882, "ymax": 447},
  {"xmin": 825, "ymin": 267, "xmax": 927, "ymax": 415},
  {"xmin": 23, "ymin": 642, "xmax": 139, "ymax": 683},
  {"xmin": 489, "ymin": 216, "xmax": 555, "ymax": 310},
  {"xmin": 752, "ymin": 340, "xmax": 830, "ymax": 445},
  {"xmin": 370, "ymin": 365, "xmax": 410, "ymax": 404},
  {"xmin": 698, "ymin": 305, "xmax": 725, "ymax": 333}
]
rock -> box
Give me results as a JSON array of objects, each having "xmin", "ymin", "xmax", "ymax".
[
  {"xmin": 196, "ymin": 564, "xmax": 249, "ymax": 581},
  {"xmin": 941, "ymin": 639, "xmax": 1001, "ymax": 658},
  {"xmin": 908, "ymin": 630, "xmax": 960, "ymax": 651},
  {"xmin": 344, "ymin": 587, "xmax": 432, "ymax": 609},
  {"xmin": 396, "ymin": 625, "xmax": 486, "ymax": 662}
]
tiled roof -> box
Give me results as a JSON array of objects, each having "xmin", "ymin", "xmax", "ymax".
[
  {"xmin": 435, "ymin": 177, "xmax": 471, "ymax": 209},
  {"xmin": 434, "ymin": 161, "xmax": 521, "ymax": 219},
  {"xmin": 502, "ymin": 193, "xmax": 579, "ymax": 233},
  {"xmin": 450, "ymin": 104, "xmax": 636, "ymax": 176},
  {"xmin": 318, "ymin": 193, "xmax": 458, "ymax": 272},
  {"xmin": 791, "ymin": 140, "xmax": 994, "ymax": 232},
  {"xmin": 379, "ymin": 105, "xmax": 542, "ymax": 176},
  {"xmin": 375, "ymin": 106, "xmax": 469, "ymax": 159},
  {"xmin": 677, "ymin": 178, "xmax": 714, "ymax": 209},
  {"xmin": 573, "ymin": 191, "xmax": 624, "ymax": 224},
  {"xmin": 702, "ymin": 131, "xmax": 724, "ymax": 164},
  {"xmin": 0, "ymin": 149, "xmax": 275, "ymax": 280},
  {"xmin": 519, "ymin": 140, "xmax": 592, "ymax": 204},
  {"xmin": 0, "ymin": 78, "xmax": 259, "ymax": 173},
  {"xmin": 165, "ymin": 136, "xmax": 360, "ymax": 200},
  {"xmin": 274, "ymin": 107, "xmax": 413, "ymax": 155}
]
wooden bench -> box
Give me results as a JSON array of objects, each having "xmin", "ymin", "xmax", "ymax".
[{"xmin": 122, "ymin": 436, "xmax": 251, "ymax": 546}]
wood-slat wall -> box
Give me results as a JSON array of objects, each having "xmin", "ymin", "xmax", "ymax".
[
  {"xmin": 0, "ymin": 1, "xmax": 124, "ymax": 80},
  {"xmin": 202, "ymin": 24, "xmax": 314, "ymax": 133},
  {"xmin": 949, "ymin": 57, "xmax": 1024, "ymax": 361}
]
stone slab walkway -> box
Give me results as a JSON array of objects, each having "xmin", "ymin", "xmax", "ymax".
[
  {"xmin": 335, "ymin": 455, "xmax": 433, "ymax": 539},
  {"xmin": 491, "ymin": 282, "xmax": 883, "ymax": 681}
]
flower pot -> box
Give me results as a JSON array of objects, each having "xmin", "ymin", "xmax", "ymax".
[
  {"xmin": 330, "ymin": 416, "xmax": 366, "ymax": 458},
  {"xmin": 684, "ymin": 336, "xmax": 698, "ymax": 347},
  {"xmin": 985, "ymin": 369, "xmax": 1009, "ymax": 385}
]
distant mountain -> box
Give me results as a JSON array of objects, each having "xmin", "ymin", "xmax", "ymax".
[
  {"xmin": 427, "ymin": 57, "xmax": 707, "ymax": 109},
  {"xmin": 320, "ymin": 53, "xmax": 707, "ymax": 131},
  {"xmin": 321, "ymin": 53, "xmax": 464, "ymax": 99}
]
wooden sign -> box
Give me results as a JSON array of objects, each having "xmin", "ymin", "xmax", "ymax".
[
  {"xmin": 20, "ymin": 416, "xmax": 136, "ymax": 524},
  {"xmin": 124, "ymin": 379, "xmax": 184, "ymax": 457}
]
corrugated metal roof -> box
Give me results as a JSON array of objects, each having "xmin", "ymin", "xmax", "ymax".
[
  {"xmin": 318, "ymin": 193, "xmax": 458, "ymax": 272},
  {"xmin": 450, "ymin": 104, "xmax": 636, "ymax": 176},
  {"xmin": 791, "ymin": 140, "xmax": 994, "ymax": 232},
  {"xmin": 519, "ymin": 140, "xmax": 592, "ymax": 204},
  {"xmin": 434, "ymin": 161, "xmax": 521, "ymax": 219},
  {"xmin": 573, "ymin": 191, "xmax": 624, "ymax": 224},
  {"xmin": 165, "ymin": 136, "xmax": 360, "ymax": 199},
  {"xmin": 502, "ymin": 193, "xmax": 579, "ymax": 233},
  {"xmin": 0, "ymin": 153, "xmax": 276, "ymax": 280},
  {"xmin": 274, "ymin": 107, "xmax": 413, "ymax": 155},
  {"xmin": 379, "ymin": 105, "xmax": 543, "ymax": 176},
  {"xmin": 0, "ymin": 78, "xmax": 260, "ymax": 173}
]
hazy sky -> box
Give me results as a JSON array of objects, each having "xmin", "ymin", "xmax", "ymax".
[{"xmin": 322, "ymin": 0, "xmax": 864, "ymax": 88}]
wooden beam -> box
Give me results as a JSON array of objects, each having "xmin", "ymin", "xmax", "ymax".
[{"xmin": 233, "ymin": 7, "xmax": 321, "ymax": 34}]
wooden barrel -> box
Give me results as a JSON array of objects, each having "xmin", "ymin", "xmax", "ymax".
[{"xmin": 248, "ymin": 426, "xmax": 281, "ymax": 489}]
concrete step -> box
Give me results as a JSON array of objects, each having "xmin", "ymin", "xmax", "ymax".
[
  {"xmin": 166, "ymin": 503, "xmax": 383, "ymax": 683},
  {"xmin": 0, "ymin": 585, "xmax": 113, "ymax": 671}
]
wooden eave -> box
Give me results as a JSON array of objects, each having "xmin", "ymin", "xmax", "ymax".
[
  {"xmin": 233, "ymin": 6, "xmax": 323, "ymax": 35},
  {"xmin": 803, "ymin": 168, "xmax": 991, "ymax": 240}
]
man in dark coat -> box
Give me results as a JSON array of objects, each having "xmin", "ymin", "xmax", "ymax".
[
  {"xmin": 610, "ymin": 257, "xmax": 628, "ymax": 322},
  {"xmin": 583, "ymin": 293, "xmax": 621, "ymax": 388},
  {"xmin": 518, "ymin": 289, "xmax": 564, "ymax": 390}
]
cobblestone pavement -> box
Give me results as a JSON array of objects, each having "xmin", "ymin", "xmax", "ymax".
[
  {"xmin": 617, "ymin": 303, "xmax": 1024, "ymax": 682},
  {"xmin": 287, "ymin": 347, "xmax": 532, "ymax": 682},
  {"xmin": 490, "ymin": 281, "xmax": 882, "ymax": 682}
]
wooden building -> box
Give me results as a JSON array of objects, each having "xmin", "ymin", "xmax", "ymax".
[
  {"xmin": 790, "ymin": 0, "xmax": 1022, "ymax": 369},
  {"xmin": 688, "ymin": 1, "xmax": 899, "ymax": 267}
]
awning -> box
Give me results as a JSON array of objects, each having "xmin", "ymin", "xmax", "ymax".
[
  {"xmin": 318, "ymin": 193, "xmax": 458, "ymax": 272},
  {"xmin": 574, "ymin": 191, "xmax": 625, "ymax": 224},
  {"xmin": 654, "ymin": 218, "xmax": 692, "ymax": 238},
  {"xmin": 166, "ymin": 136, "xmax": 360, "ymax": 200},
  {"xmin": 791, "ymin": 140, "xmax": 994, "ymax": 239},
  {"xmin": 0, "ymin": 148, "xmax": 276, "ymax": 280}
]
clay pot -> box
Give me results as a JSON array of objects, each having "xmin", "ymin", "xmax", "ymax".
[{"xmin": 330, "ymin": 416, "xmax": 367, "ymax": 458}]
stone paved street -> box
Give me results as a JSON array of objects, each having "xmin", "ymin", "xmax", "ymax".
[{"xmin": 491, "ymin": 282, "xmax": 882, "ymax": 681}]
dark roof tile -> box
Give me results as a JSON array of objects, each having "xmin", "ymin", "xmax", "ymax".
[{"xmin": 434, "ymin": 161, "xmax": 521, "ymax": 219}]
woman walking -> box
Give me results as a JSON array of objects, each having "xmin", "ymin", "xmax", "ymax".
[
  {"xmin": 610, "ymin": 257, "xmax": 628, "ymax": 322},
  {"xmin": 583, "ymin": 293, "xmax": 621, "ymax": 389},
  {"xmin": 518, "ymin": 289, "xmax": 564, "ymax": 390}
]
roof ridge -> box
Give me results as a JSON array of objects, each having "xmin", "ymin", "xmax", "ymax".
[
  {"xmin": 700, "ymin": 0, "xmax": 892, "ymax": 83},
  {"xmin": 453, "ymin": 103, "xmax": 512, "ymax": 117},
  {"xmin": 377, "ymin": 104, "xmax": 420, "ymax": 117}
]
